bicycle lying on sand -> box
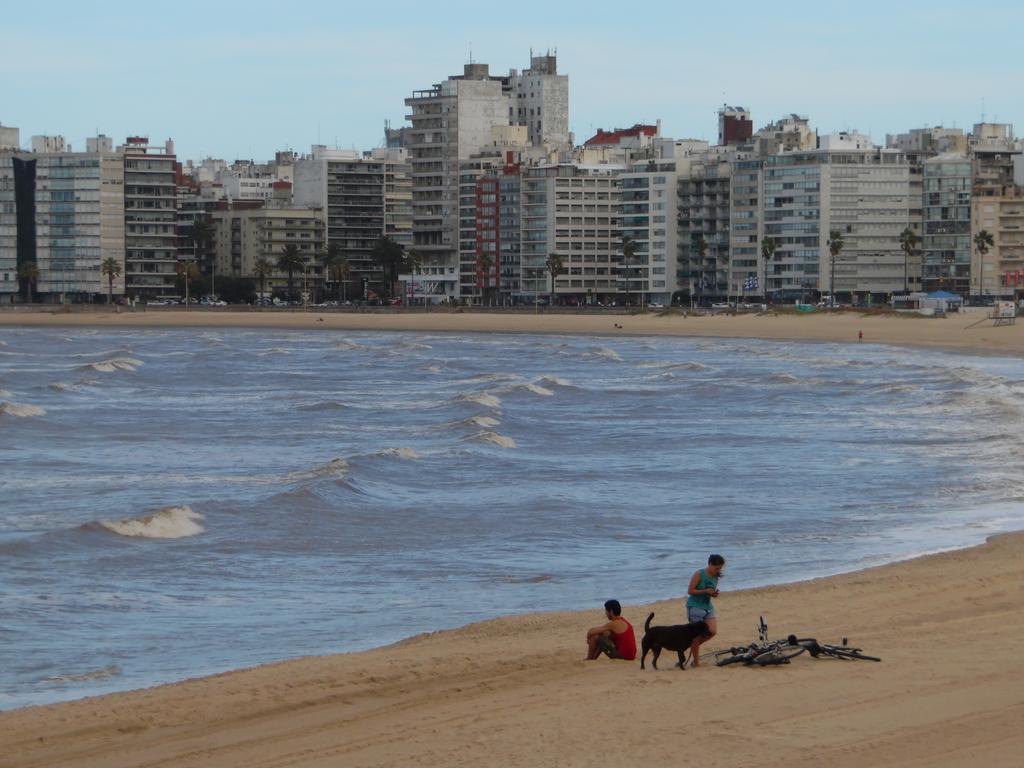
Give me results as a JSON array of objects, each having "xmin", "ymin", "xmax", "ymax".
[{"xmin": 704, "ymin": 616, "xmax": 882, "ymax": 667}]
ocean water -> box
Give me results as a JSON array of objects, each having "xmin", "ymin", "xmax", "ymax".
[{"xmin": 2, "ymin": 327, "xmax": 1023, "ymax": 709}]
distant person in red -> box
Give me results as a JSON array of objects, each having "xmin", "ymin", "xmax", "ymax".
[{"xmin": 585, "ymin": 599, "xmax": 637, "ymax": 661}]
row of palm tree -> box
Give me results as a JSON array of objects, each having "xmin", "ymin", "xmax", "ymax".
[{"xmin": 752, "ymin": 227, "xmax": 998, "ymax": 302}]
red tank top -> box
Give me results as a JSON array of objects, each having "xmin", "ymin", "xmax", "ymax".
[{"xmin": 611, "ymin": 617, "xmax": 637, "ymax": 661}]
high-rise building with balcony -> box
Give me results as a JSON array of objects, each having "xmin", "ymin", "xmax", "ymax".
[
  {"xmin": 293, "ymin": 146, "xmax": 412, "ymax": 295},
  {"xmin": 120, "ymin": 137, "xmax": 178, "ymax": 299},
  {"xmin": 0, "ymin": 141, "xmax": 125, "ymax": 303}
]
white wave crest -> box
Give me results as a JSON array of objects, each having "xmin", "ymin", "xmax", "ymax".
[
  {"xmin": 378, "ymin": 447, "xmax": 420, "ymax": 460},
  {"xmin": 43, "ymin": 665, "xmax": 122, "ymax": 684},
  {"xmin": 334, "ymin": 341, "xmax": 366, "ymax": 351},
  {"xmin": 456, "ymin": 392, "xmax": 502, "ymax": 409},
  {"xmin": 586, "ymin": 346, "xmax": 622, "ymax": 361},
  {"xmin": 288, "ymin": 458, "xmax": 351, "ymax": 481},
  {"xmin": 98, "ymin": 506, "xmax": 205, "ymax": 539},
  {"xmin": 0, "ymin": 389, "xmax": 13, "ymax": 398},
  {"xmin": 82, "ymin": 357, "xmax": 144, "ymax": 373},
  {"xmin": 472, "ymin": 431, "xmax": 518, "ymax": 449},
  {"xmin": 394, "ymin": 341, "xmax": 432, "ymax": 350},
  {"xmin": 258, "ymin": 347, "xmax": 290, "ymax": 356},
  {"xmin": 463, "ymin": 372, "xmax": 521, "ymax": 384},
  {"xmin": 537, "ymin": 376, "xmax": 574, "ymax": 388},
  {"xmin": 0, "ymin": 401, "xmax": 46, "ymax": 418},
  {"xmin": 522, "ymin": 383, "xmax": 553, "ymax": 396}
]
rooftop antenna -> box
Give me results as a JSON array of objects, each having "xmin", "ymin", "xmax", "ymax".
[{"xmin": 469, "ymin": 43, "xmax": 473, "ymax": 64}]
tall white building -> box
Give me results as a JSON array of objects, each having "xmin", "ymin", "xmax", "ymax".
[{"xmin": 0, "ymin": 141, "xmax": 125, "ymax": 303}]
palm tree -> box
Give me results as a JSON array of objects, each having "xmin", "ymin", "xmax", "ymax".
[
  {"xmin": 477, "ymin": 252, "xmax": 494, "ymax": 306},
  {"xmin": 326, "ymin": 253, "xmax": 350, "ymax": 302},
  {"xmin": 17, "ymin": 261, "xmax": 39, "ymax": 304},
  {"xmin": 620, "ymin": 235, "xmax": 637, "ymax": 308},
  {"xmin": 760, "ymin": 238, "xmax": 776, "ymax": 303},
  {"xmin": 101, "ymin": 257, "xmax": 122, "ymax": 305},
  {"xmin": 189, "ymin": 216, "xmax": 216, "ymax": 293},
  {"xmin": 694, "ymin": 236, "xmax": 708, "ymax": 306},
  {"xmin": 277, "ymin": 244, "xmax": 304, "ymax": 301},
  {"xmin": 175, "ymin": 261, "xmax": 200, "ymax": 310},
  {"xmin": 253, "ymin": 257, "xmax": 273, "ymax": 302},
  {"xmin": 898, "ymin": 227, "xmax": 919, "ymax": 295},
  {"xmin": 974, "ymin": 230, "xmax": 995, "ymax": 299},
  {"xmin": 370, "ymin": 236, "xmax": 405, "ymax": 299},
  {"xmin": 545, "ymin": 253, "xmax": 563, "ymax": 306},
  {"xmin": 827, "ymin": 230, "xmax": 844, "ymax": 307}
]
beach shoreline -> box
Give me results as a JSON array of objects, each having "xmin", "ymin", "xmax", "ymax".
[
  {"xmin": 2, "ymin": 531, "xmax": 1022, "ymax": 767},
  {"xmin": 2, "ymin": 306, "xmax": 1023, "ymax": 357}
]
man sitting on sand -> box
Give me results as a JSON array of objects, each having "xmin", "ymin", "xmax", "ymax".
[
  {"xmin": 585, "ymin": 599, "xmax": 637, "ymax": 661},
  {"xmin": 687, "ymin": 554, "xmax": 725, "ymax": 666}
]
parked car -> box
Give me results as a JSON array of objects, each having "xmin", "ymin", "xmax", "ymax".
[{"xmin": 648, "ymin": 301, "xmax": 665, "ymax": 309}]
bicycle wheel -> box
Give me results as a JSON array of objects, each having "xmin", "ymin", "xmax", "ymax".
[
  {"xmin": 701, "ymin": 646, "xmax": 744, "ymax": 663},
  {"xmin": 753, "ymin": 645, "xmax": 806, "ymax": 666},
  {"xmin": 823, "ymin": 647, "xmax": 881, "ymax": 662},
  {"xmin": 716, "ymin": 651, "xmax": 753, "ymax": 667}
]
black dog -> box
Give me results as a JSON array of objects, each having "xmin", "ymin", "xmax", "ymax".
[{"xmin": 640, "ymin": 612, "xmax": 710, "ymax": 670}]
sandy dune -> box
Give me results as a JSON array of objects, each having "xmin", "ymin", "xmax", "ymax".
[
  {"xmin": 1, "ymin": 306, "xmax": 1024, "ymax": 356},
  {"xmin": 2, "ymin": 533, "xmax": 1022, "ymax": 767}
]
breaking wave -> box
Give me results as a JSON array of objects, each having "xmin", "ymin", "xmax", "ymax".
[
  {"xmin": 455, "ymin": 392, "xmax": 502, "ymax": 409},
  {"xmin": 0, "ymin": 388, "xmax": 13, "ymax": 397},
  {"xmin": 334, "ymin": 341, "xmax": 366, "ymax": 351},
  {"xmin": 286, "ymin": 458, "xmax": 351, "ymax": 481},
  {"xmin": 257, "ymin": 347, "xmax": 290, "ymax": 356},
  {"xmin": 43, "ymin": 665, "xmax": 122, "ymax": 684},
  {"xmin": 584, "ymin": 346, "xmax": 623, "ymax": 361},
  {"xmin": 470, "ymin": 431, "xmax": 517, "ymax": 449},
  {"xmin": 96, "ymin": 506, "xmax": 205, "ymax": 539},
  {"xmin": 376, "ymin": 447, "xmax": 421, "ymax": 460},
  {"xmin": 0, "ymin": 401, "xmax": 46, "ymax": 418},
  {"xmin": 80, "ymin": 357, "xmax": 144, "ymax": 373}
]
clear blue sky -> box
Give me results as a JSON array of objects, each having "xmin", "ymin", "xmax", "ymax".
[{"xmin": 2, "ymin": 0, "xmax": 1020, "ymax": 161}]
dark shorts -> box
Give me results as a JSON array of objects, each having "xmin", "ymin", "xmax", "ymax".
[{"xmin": 596, "ymin": 634, "xmax": 619, "ymax": 658}]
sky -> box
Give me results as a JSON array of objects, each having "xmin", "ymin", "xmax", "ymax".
[{"xmin": 2, "ymin": 0, "xmax": 1022, "ymax": 162}]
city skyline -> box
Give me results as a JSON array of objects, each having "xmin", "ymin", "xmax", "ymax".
[{"xmin": 2, "ymin": 0, "xmax": 1021, "ymax": 161}]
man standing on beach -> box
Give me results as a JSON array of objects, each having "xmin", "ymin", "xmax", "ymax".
[
  {"xmin": 687, "ymin": 554, "xmax": 725, "ymax": 666},
  {"xmin": 585, "ymin": 599, "xmax": 637, "ymax": 661}
]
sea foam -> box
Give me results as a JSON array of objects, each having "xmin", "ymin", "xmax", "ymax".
[
  {"xmin": 0, "ymin": 401, "xmax": 46, "ymax": 418},
  {"xmin": 81, "ymin": 357, "xmax": 144, "ymax": 373},
  {"xmin": 472, "ymin": 431, "xmax": 517, "ymax": 449},
  {"xmin": 98, "ymin": 506, "xmax": 205, "ymax": 539}
]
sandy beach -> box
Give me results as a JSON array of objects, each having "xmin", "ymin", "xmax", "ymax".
[
  {"xmin": 2, "ymin": 306, "xmax": 1024, "ymax": 356},
  {"xmin": 3, "ymin": 309, "xmax": 1023, "ymax": 767},
  {"xmin": 1, "ymin": 533, "xmax": 1021, "ymax": 767}
]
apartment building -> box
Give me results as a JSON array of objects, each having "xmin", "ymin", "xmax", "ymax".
[
  {"xmin": 0, "ymin": 142, "xmax": 125, "ymax": 303},
  {"xmin": 972, "ymin": 187, "xmax": 1024, "ymax": 297},
  {"xmin": 293, "ymin": 146, "xmax": 412, "ymax": 294},
  {"xmin": 921, "ymin": 153, "xmax": 972, "ymax": 294},
  {"xmin": 121, "ymin": 137, "xmax": 178, "ymax": 299},
  {"xmin": 521, "ymin": 163, "xmax": 622, "ymax": 302},
  {"xmin": 506, "ymin": 53, "xmax": 570, "ymax": 147},
  {"xmin": 212, "ymin": 206, "xmax": 325, "ymax": 296},
  {"xmin": 677, "ymin": 146, "xmax": 733, "ymax": 302},
  {"xmin": 619, "ymin": 138, "xmax": 688, "ymax": 304}
]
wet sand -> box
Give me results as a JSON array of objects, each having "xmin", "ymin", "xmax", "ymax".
[{"xmin": 1, "ymin": 306, "xmax": 1022, "ymax": 356}]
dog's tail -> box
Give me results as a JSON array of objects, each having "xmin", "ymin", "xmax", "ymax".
[{"xmin": 645, "ymin": 612, "xmax": 655, "ymax": 632}]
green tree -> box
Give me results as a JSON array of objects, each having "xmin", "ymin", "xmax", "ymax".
[
  {"xmin": 620, "ymin": 235, "xmax": 637, "ymax": 308},
  {"xmin": 370, "ymin": 236, "xmax": 406, "ymax": 299},
  {"xmin": 827, "ymin": 230, "xmax": 844, "ymax": 306},
  {"xmin": 478, "ymin": 251, "xmax": 494, "ymax": 306},
  {"xmin": 174, "ymin": 261, "xmax": 200, "ymax": 309},
  {"xmin": 545, "ymin": 253, "xmax": 563, "ymax": 305},
  {"xmin": 974, "ymin": 229, "xmax": 994, "ymax": 298},
  {"xmin": 253, "ymin": 257, "xmax": 274, "ymax": 302},
  {"xmin": 898, "ymin": 227, "xmax": 919, "ymax": 295},
  {"xmin": 277, "ymin": 244, "xmax": 305, "ymax": 301},
  {"xmin": 693, "ymin": 236, "xmax": 708, "ymax": 305},
  {"xmin": 189, "ymin": 216, "xmax": 216, "ymax": 288},
  {"xmin": 759, "ymin": 238, "xmax": 776, "ymax": 302},
  {"xmin": 17, "ymin": 261, "xmax": 39, "ymax": 304},
  {"xmin": 101, "ymin": 257, "xmax": 122, "ymax": 305}
]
